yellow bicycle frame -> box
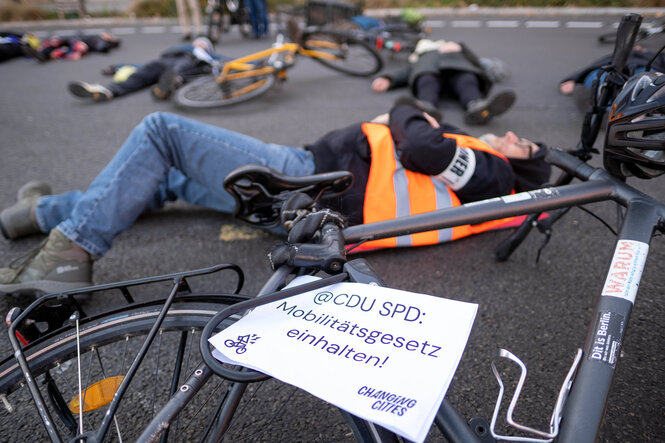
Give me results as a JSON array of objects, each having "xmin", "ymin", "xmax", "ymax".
[{"xmin": 215, "ymin": 37, "xmax": 347, "ymax": 98}]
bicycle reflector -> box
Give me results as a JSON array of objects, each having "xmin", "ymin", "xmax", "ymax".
[
  {"xmin": 604, "ymin": 71, "xmax": 665, "ymax": 179},
  {"xmin": 68, "ymin": 375, "xmax": 124, "ymax": 414}
]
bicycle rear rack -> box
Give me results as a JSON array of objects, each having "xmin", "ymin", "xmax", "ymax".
[{"xmin": 489, "ymin": 348, "xmax": 583, "ymax": 442}]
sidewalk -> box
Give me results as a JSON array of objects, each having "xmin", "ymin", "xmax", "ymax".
[{"xmin": 2, "ymin": 6, "xmax": 663, "ymax": 31}]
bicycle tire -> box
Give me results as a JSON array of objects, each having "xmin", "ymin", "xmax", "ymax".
[
  {"xmin": 0, "ymin": 295, "xmax": 244, "ymax": 442},
  {"xmin": 302, "ymin": 29, "xmax": 383, "ymax": 77},
  {"xmin": 172, "ymin": 73, "xmax": 276, "ymax": 109}
]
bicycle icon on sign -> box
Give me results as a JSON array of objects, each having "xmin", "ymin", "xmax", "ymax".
[{"xmin": 224, "ymin": 333, "xmax": 261, "ymax": 354}]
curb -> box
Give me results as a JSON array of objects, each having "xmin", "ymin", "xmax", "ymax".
[{"xmin": 1, "ymin": 7, "xmax": 663, "ymax": 31}]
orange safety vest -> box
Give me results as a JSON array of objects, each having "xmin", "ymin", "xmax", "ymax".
[{"xmin": 358, "ymin": 122, "xmax": 521, "ymax": 250}]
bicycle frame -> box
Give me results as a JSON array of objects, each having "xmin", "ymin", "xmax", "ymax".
[
  {"xmin": 138, "ymin": 149, "xmax": 665, "ymax": 443},
  {"xmin": 216, "ymin": 37, "xmax": 351, "ymax": 82},
  {"xmin": 344, "ymin": 150, "xmax": 665, "ymax": 441}
]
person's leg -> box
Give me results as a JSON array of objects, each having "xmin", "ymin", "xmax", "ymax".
[
  {"xmin": 448, "ymin": 71, "xmax": 516, "ymax": 126},
  {"xmin": 185, "ymin": 0, "xmax": 203, "ymax": 36},
  {"xmin": 413, "ymin": 73, "xmax": 441, "ymax": 108},
  {"xmin": 244, "ymin": 0, "xmax": 261, "ymax": 38},
  {"xmin": 445, "ymin": 71, "xmax": 483, "ymax": 109},
  {"xmin": 256, "ymin": 0, "xmax": 269, "ymax": 36},
  {"xmin": 107, "ymin": 60, "xmax": 166, "ymax": 97},
  {"xmin": 0, "ymin": 112, "xmax": 313, "ymax": 294},
  {"xmin": 0, "ymin": 42, "xmax": 24, "ymax": 62},
  {"xmin": 175, "ymin": 0, "xmax": 192, "ymax": 39},
  {"xmin": 57, "ymin": 112, "xmax": 314, "ymax": 258},
  {"xmin": 152, "ymin": 57, "xmax": 200, "ymax": 99},
  {"xmin": 35, "ymin": 191, "xmax": 83, "ymax": 232}
]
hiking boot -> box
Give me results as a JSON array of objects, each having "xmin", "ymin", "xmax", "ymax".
[
  {"xmin": 152, "ymin": 70, "xmax": 184, "ymax": 100},
  {"xmin": 1, "ymin": 181, "xmax": 51, "ymax": 239},
  {"xmin": 464, "ymin": 90, "xmax": 516, "ymax": 125},
  {"xmin": 0, "ymin": 229, "xmax": 92, "ymax": 296},
  {"xmin": 68, "ymin": 81, "xmax": 113, "ymax": 102}
]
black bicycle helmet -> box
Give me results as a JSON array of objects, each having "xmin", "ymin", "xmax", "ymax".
[{"xmin": 604, "ymin": 71, "xmax": 665, "ymax": 179}]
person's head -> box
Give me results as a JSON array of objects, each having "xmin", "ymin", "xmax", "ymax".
[
  {"xmin": 193, "ymin": 36, "xmax": 214, "ymax": 53},
  {"xmin": 479, "ymin": 131, "xmax": 539, "ymax": 159},
  {"xmin": 480, "ymin": 132, "xmax": 551, "ymax": 192}
]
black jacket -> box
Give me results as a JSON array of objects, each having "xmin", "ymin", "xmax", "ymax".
[
  {"xmin": 305, "ymin": 105, "xmax": 550, "ymax": 225},
  {"xmin": 561, "ymin": 48, "xmax": 665, "ymax": 85},
  {"xmin": 380, "ymin": 43, "xmax": 492, "ymax": 97}
]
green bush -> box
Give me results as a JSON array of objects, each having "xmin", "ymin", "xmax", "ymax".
[
  {"xmin": 0, "ymin": 2, "xmax": 46, "ymax": 21},
  {"xmin": 128, "ymin": 0, "xmax": 178, "ymax": 17}
]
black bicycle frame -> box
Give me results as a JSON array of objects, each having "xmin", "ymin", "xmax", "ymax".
[
  {"xmin": 163, "ymin": 150, "xmax": 663, "ymax": 442},
  {"xmin": 15, "ymin": 148, "xmax": 665, "ymax": 442},
  {"xmin": 343, "ymin": 149, "xmax": 665, "ymax": 442},
  {"xmin": 201, "ymin": 148, "xmax": 665, "ymax": 442}
]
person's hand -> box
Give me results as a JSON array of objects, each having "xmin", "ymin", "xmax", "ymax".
[
  {"xmin": 423, "ymin": 112, "xmax": 440, "ymax": 128},
  {"xmin": 371, "ymin": 113, "xmax": 389, "ymax": 124},
  {"xmin": 437, "ymin": 41, "xmax": 462, "ymax": 53},
  {"xmin": 371, "ymin": 77, "xmax": 391, "ymax": 93},
  {"xmin": 559, "ymin": 80, "xmax": 575, "ymax": 95}
]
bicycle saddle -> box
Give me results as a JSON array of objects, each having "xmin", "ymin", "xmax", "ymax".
[{"xmin": 223, "ymin": 164, "xmax": 353, "ymax": 227}]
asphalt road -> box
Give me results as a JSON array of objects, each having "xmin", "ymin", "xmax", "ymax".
[{"xmin": 1, "ymin": 9, "xmax": 664, "ymax": 442}]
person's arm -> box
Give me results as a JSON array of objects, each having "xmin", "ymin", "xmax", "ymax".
[
  {"xmin": 458, "ymin": 42, "xmax": 484, "ymax": 69},
  {"xmin": 388, "ymin": 105, "xmax": 458, "ymax": 175},
  {"xmin": 388, "ymin": 104, "xmax": 515, "ymax": 200},
  {"xmin": 372, "ymin": 66, "xmax": 410, "ymax": 92}
]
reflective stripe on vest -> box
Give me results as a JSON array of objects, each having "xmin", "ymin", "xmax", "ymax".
[{"xmin": 358, "ymin": 122, "xmax": 518, "ymax": 250}]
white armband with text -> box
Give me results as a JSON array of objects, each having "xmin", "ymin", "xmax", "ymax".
[{"xmin": 434, "ymin": 145, "xmax": 476, "ymax": 190}]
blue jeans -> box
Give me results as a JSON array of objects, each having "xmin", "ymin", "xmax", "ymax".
[
  {"xmin": 244, "ymin": 0, "xmax": 268, "ymax": 37},
  {"xmin": 583, "ymin": 66, "xmax": 646, "ymax": 89},
  {"xmin": 35, "ymin": 112, "xmax": 315, "ymax": 258}
]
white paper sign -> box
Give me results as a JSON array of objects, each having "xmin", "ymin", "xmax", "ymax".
[{"xmin": 209, "ymin": 276, "xmax": 477, "ymax": 443}]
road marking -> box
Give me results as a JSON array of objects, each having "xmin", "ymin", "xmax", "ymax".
[
  {"xmin": 486, "ymin": 20, "xmax": 520, "ymax": 28},
  {"xmin": 565, "ymin": 21, "xmax": 604, "ymax": 28},
  {"xmin": 525, "ymin": 20, "xmax": 561, "ymax": 28},
  {"xmin": 110, "ymin": 27, "xmax": 136, "ymax": 35},
  {"xmin": 35, "ymin": 19, "xmax": 619, "ymax": 37},
  {"xmin": 451, "ymin": 20, "xmax": 483, "ymax": 28},
  {"xmin": 141, "ymin": 26, "xmax": 167, "ymax": 34},
  {"xmin": 424, "ymin": 20, "xmax": 445, "ymax": 27}
]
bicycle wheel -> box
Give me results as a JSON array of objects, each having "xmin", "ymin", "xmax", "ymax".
[
  {"xmin": 302, "ymin": 29, "xmax": 383, "ymax": 77},
  {"xmin": 0, "ymin": 295, "xmax": 245, "ymax": 442},
  {"xmin": 172, "ymin": 72, "xmax": 276, "ymax": 109}
]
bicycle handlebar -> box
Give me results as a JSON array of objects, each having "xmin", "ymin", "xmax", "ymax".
[
  {"xmin": 610, "ymin": 13, "xmax": 643, "ymax": 73},
  {"xmin": 545, "ymin": 148, "xmax": 597, "ymax": 180}
]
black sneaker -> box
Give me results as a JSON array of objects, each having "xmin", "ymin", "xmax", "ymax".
[{"xmin": 464, "ymin": 90, "xmax": 516, "ymax": 125}]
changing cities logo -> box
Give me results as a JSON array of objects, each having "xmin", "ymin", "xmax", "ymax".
[{"xmin": 357, "ymin": 386, "xmax": 417, "ymax": 417}]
